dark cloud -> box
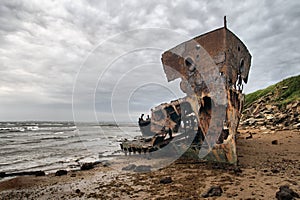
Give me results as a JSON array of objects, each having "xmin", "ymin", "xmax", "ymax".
[{"xmin": 0, "ymin": 0, "xmax": 299, "ymax": 121}]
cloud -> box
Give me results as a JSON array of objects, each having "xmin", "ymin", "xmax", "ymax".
[{"xmin": 0, "ymin": 0, "xmax": 299, "ymax": 121}]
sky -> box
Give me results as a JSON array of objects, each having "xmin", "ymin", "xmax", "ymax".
[{"xmin": 0, "ymin": 0, "xmax": 299, "ymax": 122}]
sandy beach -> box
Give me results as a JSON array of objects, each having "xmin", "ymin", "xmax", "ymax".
[{"xmin": 0, "ymin": 128, "xmax": 299, "ymax": 200}]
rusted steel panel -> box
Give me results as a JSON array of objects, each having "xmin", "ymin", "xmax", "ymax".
[{"xmin": 121, "ymin": 22, "xmax": 251, "ymax": 164}]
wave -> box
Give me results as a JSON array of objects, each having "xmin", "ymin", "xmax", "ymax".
[
  {"xmin": 0, "ymin": 158, "xmax": 32, "ymax": 167},
  {"xmin": 54, "ymin": 131, "xmax": 64, "ymax": 135},
  {"xmin": 19, "ymin": 140, "xmax": 42, "ymax": 145},
  {"xmin": 0, "ymin": 122, "xmax": 135, "ymax": 174},
  {"xmin": 39, "ymin": 135, "xmax": 74, "ymax": 141}
]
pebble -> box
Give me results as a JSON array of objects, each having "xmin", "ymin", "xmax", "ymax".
[
  {"xmin": 80, "ymin": 163, "xmax": 94, "ymax": 170},
  {"xmin": 160, "ymin": 177, "xmax": 172, "ymax": 184},
  {"xmin": 201, "ymin": 185, "xmax": 223, "ymax": 198},
  {"xmin": 122, "ymin": 164, "xmax": 136, "ymax": 171},
  {"xmin": 276, "ymin": 185, "xmax": 299, "ymax": 200},
  {"xmin": 133, "ymin": 165, "xmax": 151, "ymax": 172},
  {"xmin": 55, "ymin": 170, "xmax": 67, "ymax": 176},
  {"xmin": 272, "ymin": 140, "xmax": 279, "ymax": 145}
]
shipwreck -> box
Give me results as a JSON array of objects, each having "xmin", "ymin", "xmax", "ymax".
[{"xmin": 121, "ymin": 17, "xmax": 252, "ymax": 164}]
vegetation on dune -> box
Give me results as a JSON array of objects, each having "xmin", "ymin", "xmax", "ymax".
[{"xmin": 245, "ymin": 74, "xmax": 300, "ymax": 108}]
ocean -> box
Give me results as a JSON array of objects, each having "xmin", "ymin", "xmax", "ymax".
[{"xmin": 0, "ymin": 121, "xmax": 140, "ymax": 175}]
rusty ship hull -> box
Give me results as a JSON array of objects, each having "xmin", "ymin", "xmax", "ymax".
[{"xmin": 121, "ymin": 20, "xmax": 251, "ymax": 164}]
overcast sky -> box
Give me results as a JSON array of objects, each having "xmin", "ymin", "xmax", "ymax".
[{"xmin": 0, "ymin": 0, "xmax": 299, "ymax": 122}]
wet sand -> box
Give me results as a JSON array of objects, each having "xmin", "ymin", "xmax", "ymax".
[{"xmin": 0, "ymin": 129, "xmax": 299, "ymax": 199}]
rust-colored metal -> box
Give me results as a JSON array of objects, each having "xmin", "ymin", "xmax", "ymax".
[{"xmin": 121, "ymin": 19, "xmax": 251, "ymax": 164}]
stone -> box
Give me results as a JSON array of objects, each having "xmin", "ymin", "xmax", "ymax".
[
  {"xmin": 202, "ymin": 186, "xmax": 223, "ymax": 198},
  {"xmin": 0, "ymin": 172, "xmax": 6, "ymax": 178},
  {"xmin": 286, "ymin": 104, "xmax": 293, "ymax": 110},
  {"xmin": 80, "ymin": 163, "xmax": 94, "ymax": 170},
  {"xmin": 263, "ymin": 110, "xmax": 273, "ymax": 114},
  {"xmin": 233, "ymin": 167, "xmax": 242, "ymax": 174},
  {"xmin": 265, "ymin": 114, "xmax": 274, "ymax": 120},
  {"xmin": 293, "ymin": 123, "xmax": 300, "ymax": 129},
  {"xmin": 276, "ymin": 191, "xmax": 294, "ymax": 200},
  {"xmin": 102, "ymin": 161, "xmax": 110, "ymax": 167},
  {"xmin": 266, "ymin": 104, "xmax": 273, "ymax": 111},
  {"xmin": 55, "ymin": 170, "xmax": 67, "ymax": 176},
  {"xmin": 255, "ymin": 113, "xmax": 265, "ymax": 119},
  {"xmin": 292, "ymin": 102, "xmax": 298, "ymax": 108},
  {"xmin": 35, "ymin": 171, "xmax": 46, "ymax": 176},
  {"xmin": 276, "ymin": 185, "xmax": 299, "ymax": 200},
  {"xmin": 272, "ymin": 140, "xmax": 279, "ymax": 145},
  {"xmin": 246, "ymin": 133, "xmax": 253, "ymax": 140},
  {"xmin": 133, "ymin": 165, "xmax": 151, "ymax": 172},
  {"xmin": 257, "ymin": 121, "xmax": 265, "ymax": 126},
  {"xmin": 271, "ymin": 169, "xmax": 280, "ymax": 173},
  {"xmin": 122, "ymin": 164, "xmax": 136, "ymax": 171},
  {"xmin": 253, "ymin": 104, "xmax": 262, "ymax": 115},
  {"xmin": 260, "ymin": 126, "xmax": 267, "ymax": 130},
  {"xmin": 160, "ymin": 176, "xmax": 172, "ymax": 184}
]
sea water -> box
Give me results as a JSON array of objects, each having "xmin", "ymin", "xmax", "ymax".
[{"xmin": 0, "ymin": 121, "xmax": 140, "ymax": 175}]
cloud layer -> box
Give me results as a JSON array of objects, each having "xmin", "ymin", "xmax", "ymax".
[{"xmin": 0, "ymin": 0, "xmax": 299, "ymax": 121}]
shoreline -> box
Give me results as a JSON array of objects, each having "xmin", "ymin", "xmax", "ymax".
[{"xmin": 0, "ymin": 128, "xmax": 299, "ymax": 199}]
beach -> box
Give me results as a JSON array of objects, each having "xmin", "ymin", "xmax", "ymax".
[{"xmin": 0, "ymin": 128, "xmax": 299, "ymax": 199}]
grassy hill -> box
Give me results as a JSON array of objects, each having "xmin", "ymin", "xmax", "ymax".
[{"xmin": 245, "ymin": 74, "xmax": 300, "ymax": 108}]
